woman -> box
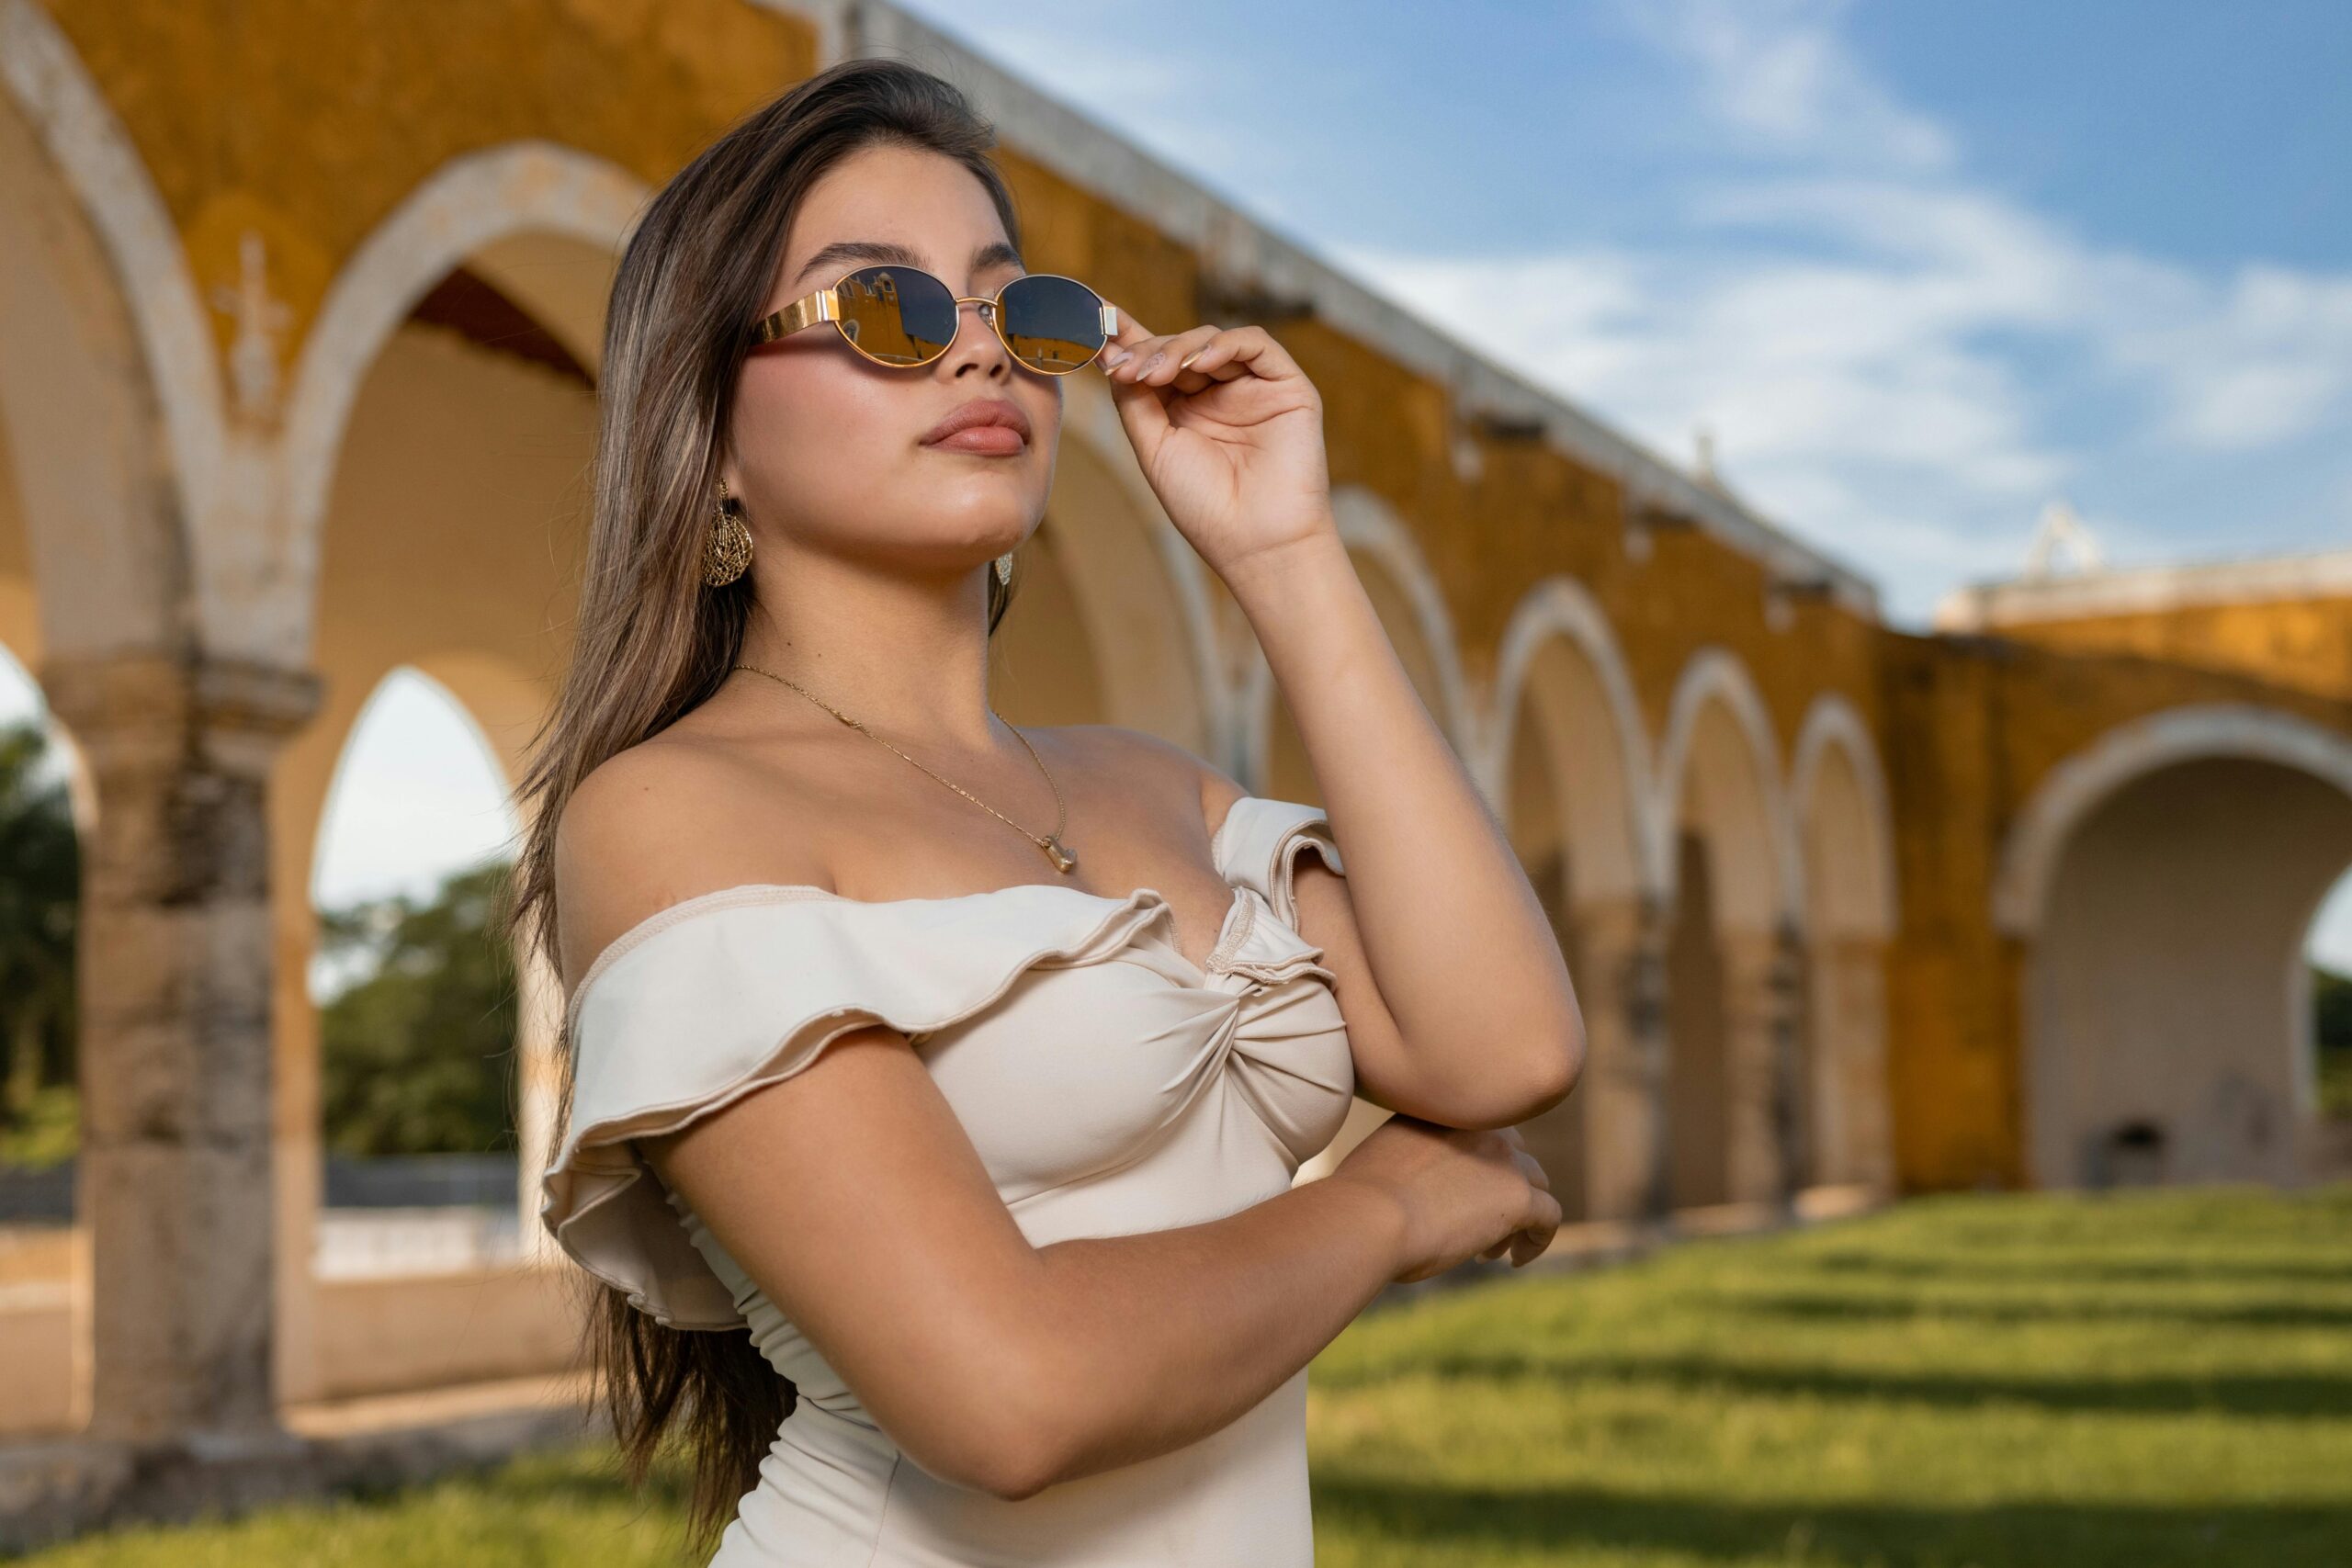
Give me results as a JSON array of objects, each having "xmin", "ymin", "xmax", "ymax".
[{"xmin": 504, "ymin": 56, "xmax": 1585, "ymax": 1566}]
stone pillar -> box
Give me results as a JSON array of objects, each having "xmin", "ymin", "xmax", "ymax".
[
  {"xmin": 513, "ymin": 931, "xmax": 564, "ymax": 1264},
  {"xmin": 1768, "ymin": 920, "xmax": 1809, "ymax": 1202},
  {"xmin": 1811, "ymin": 933, "xmax": 1893, "ymax": 1190},
  {"xmin": 40, "ymin": 650, "xmax": 322, "ymax": 1446},
  {"xmin": 1720, "ymin": 921, "xmax": 1805, "ymax": 1206},
  {"xmin": 1569, "ymin": 894, "xmax": 1672, "ymax": 1221}
]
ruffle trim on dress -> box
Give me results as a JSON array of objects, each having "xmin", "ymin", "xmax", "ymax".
[{"xmin": 541, "ymin": 885, "xmax": 1171, "ymax": 1329}]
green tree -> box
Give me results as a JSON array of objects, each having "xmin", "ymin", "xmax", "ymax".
[
  {"xmin": 317, "ymin": 859, "xmax": 521, "ymax": 1157},
  {"xmin": 2317, "ymin": 964, "xmax": 2352, "ymax": 1118},
  {"xmin": 0, "ymin": 718, "xmax": 80, "ymax": 1169}
]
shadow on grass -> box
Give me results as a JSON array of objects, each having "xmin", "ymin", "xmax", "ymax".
[
  {"xmin": 1309, "ymin": 1472, "xmax": 2352, "ymax": 1567},
  {"xmin": 1320, "ymin": 1350, "xmax": 2352, "ymax": 1418},
  {"xmin": 334, "ymin": 1438, "xmax": 698, "ymax": 1513},
  {"xmin": 1799, "ymin": 1253, "xmax": 2352, "ymax": 1286},
  {"xmin": 1729, "ymin": 1292, "xmax": 2352, "ymax": 1330}
]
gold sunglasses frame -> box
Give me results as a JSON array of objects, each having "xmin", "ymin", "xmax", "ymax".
[{"xmin": 747, "ymin": 265, "xmax": 1121, "ymax": 376}]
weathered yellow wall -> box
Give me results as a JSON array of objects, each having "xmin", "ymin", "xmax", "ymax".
[
  {"xmin": 40, "ymin": 0, "xmax": 820, "ymax": 375},
  {"xmin": 35, "ymin": 0, "xmax": 1889, "ymax": 774},
  {"xmin": 21, "ymin": 0, "xmax": 2348, "ymax": 1200},
  {"xmin": 1881, "ymin": 628, "xmax": 2350, "ymax": 1190},
  {"xmin": 1983, "ymin": 594, "xmax": 2352, "ymax": 705}
]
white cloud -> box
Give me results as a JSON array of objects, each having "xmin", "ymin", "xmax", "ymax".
[
  {"xmin": 1328, "ymin": 222, "xmax": 2078, "ymax": 611},
  {"xmin": 1328, "ymin": 4, "xmax": 2352, "ymax": 619},
  {"xmin": 2109, "ymin": 264, "xmax": 2352, "ymax": 450},
  {"xmin": 910, "ymin": 0, "xmax": 2350, "ymax": 619},
  {"xmin": 897, "ymin": 7, "xmax": 1301, "ymax": 224},
  {"xmin": 1619, "ymin": 0, "xmax": 1954, "ymax": 174}
]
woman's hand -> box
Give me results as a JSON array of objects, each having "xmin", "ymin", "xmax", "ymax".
[
  {"xmin": 1330, "ymin": 1114, "xmax": 1561, "ymax": 1282},
  {"xmin": 1094, "ymin": 306, "xmax": 1335, "ymax": 578}
]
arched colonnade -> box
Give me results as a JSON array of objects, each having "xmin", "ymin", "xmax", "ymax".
[{"xmin": 0, "ymin": 3, "xmax": 1899, "ymax": 1444}]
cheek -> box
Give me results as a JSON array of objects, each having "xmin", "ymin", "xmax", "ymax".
[{"xmin": 733, "ymin": 359, "xmax": 906, "ymax": 524}]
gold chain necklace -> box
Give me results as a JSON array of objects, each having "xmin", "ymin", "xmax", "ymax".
[{"xmin": 730, "ymin": 660, "xmax": 1079, "ymax": 873}]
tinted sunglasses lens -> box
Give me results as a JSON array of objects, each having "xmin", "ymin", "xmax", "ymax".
[
  {"xmin": 999, "ymin": 275, "xmax": 1106, "ymax": 374},
  {"xmin": 833, "ymin": 265, "xmax": 959, "ymax": 366}
]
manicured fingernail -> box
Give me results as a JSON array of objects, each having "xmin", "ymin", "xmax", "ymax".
[
  {"xmin": 1178, "ymin": 350, "xmax": 1201, "ymax": 369},
  {"xmin": 1103, "ymin": 346, "xmax": 1130, "ymax": 367},
  {"xmin": 1142, "ymin": 352, "xmax": 1165, "ymax": 375}
]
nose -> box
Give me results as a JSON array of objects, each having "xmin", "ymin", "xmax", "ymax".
[{"xmin": 942, "ymin": 293, "xmax": 1011, "ymax": 376}]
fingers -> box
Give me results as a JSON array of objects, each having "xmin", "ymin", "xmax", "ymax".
[
  {"xmin": 1095, "ymin": 305, "xmax": 1295, "ymax": 391},
  {"xmin": 1093, "ymin": 301, "xmax": 1162, "ymax": 370},
  {"xmin": 1511, "ymin": 1190, "xmax": 1563, "ymax": 1268},
  {"xmin": 1104, "ymin": 322, "xmax": 1223, "ymax": 386}
]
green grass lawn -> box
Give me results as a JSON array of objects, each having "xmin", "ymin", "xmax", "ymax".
[
  {"xmin": 1307, "ymin": 1182, "xmax": 2352, "ymax": 1565},
  {"xmin": 21, "ymin": 1183, "xmax": 2352, "ymax": 1566}
]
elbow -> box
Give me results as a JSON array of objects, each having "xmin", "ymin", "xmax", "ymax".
[
  {"xmin": 976, "ymin": 1395, "xmax": 1089, "ymax": 1502},
  {"xmin": 1511, "ymin": 999, "xmax": 1588, "ymax": 1124},
  {"xmin": 910, "ymin": 1394, "xmax": 1064, "ymax": 1502},
  {"xmin": 911, "ymin": 1334, "xmax": 1080, "ymax": 1502},
  {"xmin": 960, "ymin": 1438, "xmax": 1061, "ymax": 1504}
]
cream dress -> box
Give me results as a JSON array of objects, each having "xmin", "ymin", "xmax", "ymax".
[{"xmin": 540, "ymin": 795, "xmax": 1356, "ymax": 1566}]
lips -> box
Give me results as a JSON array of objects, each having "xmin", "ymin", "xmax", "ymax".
[{"xmin": 921, "ymin": 398, "xmax": 1031, "ymax": 452}]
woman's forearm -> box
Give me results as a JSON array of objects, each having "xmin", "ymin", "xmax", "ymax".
[
  {"xmin": 1221, "ymin": 524, "xmax": 1583, "ymax": 1094},
  {"xmin": 1002, "ymin": 1173, "xmax": 1406, "ymax": 1494}
]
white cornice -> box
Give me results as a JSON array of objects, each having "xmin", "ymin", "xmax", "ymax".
[{"xmin": 1935, "ymin": 547, "xmax": 2352, "ymax": 632}]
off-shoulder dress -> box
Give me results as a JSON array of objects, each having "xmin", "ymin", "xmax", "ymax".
[{"xmin": 540, "ymin": 794, "xmax": 1356, "ymax": 1566}]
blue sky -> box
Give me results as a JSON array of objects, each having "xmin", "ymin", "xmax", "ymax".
[
  {"xmin": 4, "ymin": 0, "xmax": 2346, "ymax": 972},
  {"xmin": 897, "ymin": 0, "xmax": 2351, "ymax": 624}
]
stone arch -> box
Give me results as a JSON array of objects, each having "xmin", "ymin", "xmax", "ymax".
[
  {"xmin": 1996, "ymin": 705, "xmax": 2352, "ymax": 1189},
  {"xmin": 303, "ymin": 661, "xmax": 524, "ymax": 919},
  {"xmin": 264, "ymin": 141, "xmax": 642, "ymax": 1400},
  {"xmin": 1029, "ymin": 376, "xmax": 1224, "ymax": 753},
  {"xmin": 987, "ymin": 512, "xmax": 1112, "ymax": 725},
  {"xmin": 1655, "ymin": 647, "xmax": 1799, "ymax": 1208},
  {"xmin": 1487, "ymin": 575, "xmax": 1657, "ymax": 900},
  {"xmin": 1995, "ymin": 705, "xmax": 2352, "ymax": 934},
  {"xmin": 277, "ymin": 140, "xmax": 650, "ymax": 665},
  {"xmin": 1657, "ymin": 649, "xmax": 1799, "ymax": 923},
  {"xmin": 1244, "ymin": 485, "xmax": 1470, "ymax": 798},
  {"xmin": 1790, "ymin": 694, "xmax": 1897, "ymax": 1190},
  {"xmin": 1267, "ymin": 488, "xmax": 1467, "ymax": 1182},
  {"xmin": 1486, "ymin": 576, "xmax": 1656, "ymax": 1220},
  {"xmin": 1328, "ymin": 484, "xmax": 1473, "ymax": 747},
  {"xmin": 0, "ymin": 0, "xmax": 206, "ymax": 667}
]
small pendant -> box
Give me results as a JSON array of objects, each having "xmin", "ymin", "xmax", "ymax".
[{"xmin": 1042, "ymin": 836, "xmax": 1078, "ymax": 873}]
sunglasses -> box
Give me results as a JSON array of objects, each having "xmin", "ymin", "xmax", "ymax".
[{"xmin": 748, "ymin": 265, "xmax": 1120, "ymax": 377}]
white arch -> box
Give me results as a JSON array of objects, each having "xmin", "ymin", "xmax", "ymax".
[
  {"xmin": 1328, "ymin": 484, "xmax": 1473, "ymax": 747},
  {"xmin": 1995, "ymin": 703, "xmax": 2352, "ymax": 937},
  {"xmin": 1487, "ymin": 573, "xmax": 1661, "ymax": 897},
  {"xmin": 1234, "ymin": 485, "xmax": 1473, "ymax": 788},
  {"xmin": 311, "ymin": 663, "xmax": 524, "ymax": 898},
  {"xmin": 1790, "ymin": 693, "xmax": 1898, "ymax": 937},
  {"xmin": 1060, "ymin": 374, "xmax": 1227, "ymax": 752},
  {"xmin": 1654, "ymin": 646, "xmax": 1801, "ymax": 924},
  {"xmin": 0, "ymin": 0, "xmax": 220, "ymax": 658},
  {"xmin": 280, "ymin": 141, "xmax": 650, "ymax": 658}
]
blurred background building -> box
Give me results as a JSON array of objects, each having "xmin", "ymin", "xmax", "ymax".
[{"xmin": 0, "ymin": 0, "xmax": 2344, "ymax": 1539}]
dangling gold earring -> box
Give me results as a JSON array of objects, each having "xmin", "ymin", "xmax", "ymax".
[
  {"xmin": 994, "ymin": 550, "xmax": 1014, "ymax": 586},
  {"xmin": 705, "ymin": 475, "xmax": 753, "ymax": 587}
]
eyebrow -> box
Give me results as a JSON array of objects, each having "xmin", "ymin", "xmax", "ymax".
[{"xmin": 786, "ymin": 238, "xmax": 1025, "ymax": 293}]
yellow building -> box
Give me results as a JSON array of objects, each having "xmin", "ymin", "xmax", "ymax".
[{"xmin": 0, "ymin": 0, "xmax": 2343, "ymax": 1527}]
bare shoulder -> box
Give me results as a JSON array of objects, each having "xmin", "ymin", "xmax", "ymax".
[
  {"xmin": 1046, "ymin": 722, "xmax": 1248, "ymax": 841},
  {"xmin": 553, "ymin": 737, "xmax": 831, "ymax": 993}
]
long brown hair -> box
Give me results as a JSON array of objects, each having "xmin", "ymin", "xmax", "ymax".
[{"xmin": 493, "ymin": 57, "xmax": 1026, "ymax": 1559}]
